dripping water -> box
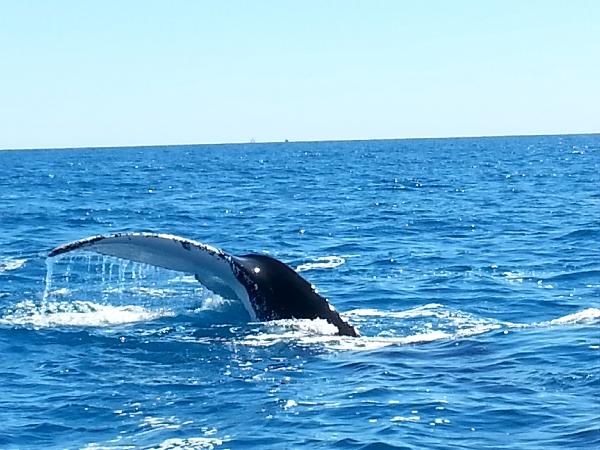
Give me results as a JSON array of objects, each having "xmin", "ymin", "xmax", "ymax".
[{"xmin": 42, "ymin": 257, "xmax": 54, "ymax": 301}]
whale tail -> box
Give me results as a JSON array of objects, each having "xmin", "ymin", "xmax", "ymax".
[{"xmin": 48, "ymin": 232, "xmax": 359, "ymax": 337}]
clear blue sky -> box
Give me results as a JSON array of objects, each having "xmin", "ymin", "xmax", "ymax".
[{"xmin": 1, "ymin": 1, "xmax": 598, "ymax": 149}]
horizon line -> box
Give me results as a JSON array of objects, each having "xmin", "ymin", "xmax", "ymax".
[{"xmin": 1, "ymin": 131, "xmax": 598, "ymax": 152}]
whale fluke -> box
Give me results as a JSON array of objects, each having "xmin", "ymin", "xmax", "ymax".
[{"xmin": 48, "ymin": 233, "xmax": 359, "ymax": 337}]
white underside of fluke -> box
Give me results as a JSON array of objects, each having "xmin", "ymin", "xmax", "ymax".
[{"xmin": 49, "ymin": 232, "xmax": 256, "ymax": 320}]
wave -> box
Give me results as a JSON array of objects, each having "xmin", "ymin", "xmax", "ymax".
[
  {"xmin": 555, "ymin": 228, "xmax": 600, "ymax": 242},
  {"xmin": 545, "ymin": 269, "xmax": 600, "ymax": 283}
]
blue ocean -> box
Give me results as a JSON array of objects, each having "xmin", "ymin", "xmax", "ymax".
[{"xmin": 0, "ymin": 135, "xmax": 598, "ymax": 450}]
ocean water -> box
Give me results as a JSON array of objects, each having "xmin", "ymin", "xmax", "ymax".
[{"xmin": 0, "ymin": 135, "xmax": 598, "ymax": 450}]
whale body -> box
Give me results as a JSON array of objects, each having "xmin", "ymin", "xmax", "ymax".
[{"xmin": 48, "ymin": 233, "xmax": 359, "ymax": 337}]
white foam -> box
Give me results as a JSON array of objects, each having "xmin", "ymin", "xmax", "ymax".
[
  {"xmin": 346, "ymin": 303, "xmax": 444, "ymax": 319},
  {"xmin": 239, "ymin": 318, "xmax": 340, "ymax": 347},
  {"xmin": 237, "ymin": 303, "xmax": 495, "ymax": 350},
  {"xmin": 391, "ymin": 415, "xmax": 421, "ymax": 423},
  {"xmin": 141, "ymin": 416, "xmax": 184, "ymax": 430},
  {"xmin": 502, "ymin": 271, "xmax": 524, "ymax": 282},
  {"xmin": 399, "ymin": 305, "xmax": 600, "ymax": 331},
  {"xmin": 283, "ymin": 399, "xmax": 298, "ymax": 410},
  {"xmin": 501, "ymin": 308, "xmax": 600, "ymax": 329},
  {"xmin": 323, "ymin": 329, "xmax": 484, "ymax": 352},
  {"xmin": 101, "ymin": 286, "xmax": 178, "ymax": 297},
  {"xmin": 238, "ymin": 304, "xmax": 599, "ymax": 352},
  {"xmin": 0, "ymin": 258, "xmax": 27, "ymax": 272},
  {"xmin": 237, "ymin": 317, "xmax": 495, "ymax": 352},
  {"xmin": 267, "ymin": 318, "xmax": 340, "ymax": 335},
  {"xmin": 194, "ymin": 295, "xmax": 236, "ymax": 312},
  {"xmin": 547, "ymin": 308, "xmax": 600, "ymax": 325},
  {"xmin": 83, "ymin": 436, "xmax": 223, "ymax": 450},
  {"xmin": 454, "ymin": 323, "xmax": 501, "ymax": 337},
  {"xmin": 0, "ymin": 300, "xmax": 173, "ymax": 328},
  {"xmin": 295, "ymin": 256, "xmax": 345, "ymax": 272},
  {"xmin": 152, "ymin": 437, "xmax": 224, "ymax": 450}
]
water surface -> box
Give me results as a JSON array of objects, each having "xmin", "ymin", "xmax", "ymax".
[{"xmin": 0, "ymin": 135, "xmax": 599, "ymax": 449}]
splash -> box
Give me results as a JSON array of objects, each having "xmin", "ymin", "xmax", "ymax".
[
  {"xmin": 45, "ymin": 252, "xmax": 164, "ymax": 287},
  {"xmin": 42, "ymin": 252, "xmax": 205, "ymax": 303},
  {"xmin": 238, "ymin": 326, "xmax": 460, "ymax": 351},
  {"xmin": 237, "ymin": 304, "xmax": 600, "ymax": 351},
  {"xmin": 42, "ymin": 257, "xmax": 54, "ymax": 300},
  {"xmin": 0, "ymin": 299, "xmax": 173, "ymax": 328},
  {"xmin": 235, "ymin": 305, "xmax": 478, "ymax": 351},
  {"xmin": 17, "ymin": 253, "xmax": 600, "ymax": 346},
  {"xmin": 20, "ymin": 253, "xmax": 207, "ymax": 329},
  {"xmin": 193, "ymin": 295, "xmax": 237, "ymax": 312},
  {"xmin": 7, "ymin": 252, "xmax": 246, "ymax": 330}
]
